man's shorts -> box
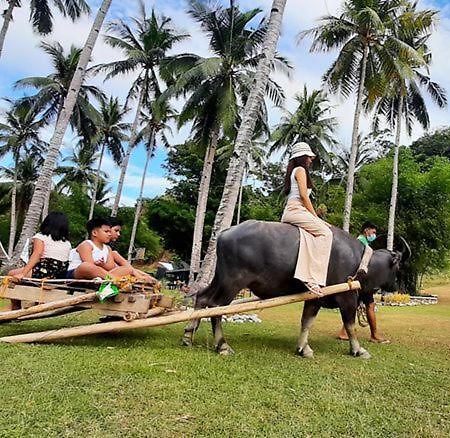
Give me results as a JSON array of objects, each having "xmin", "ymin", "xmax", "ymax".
[
  {"xmin": 359, "ymin": 292, "xmax": 375, "ymax": 306},
  {"xmin": 66, "ymin": 269, "xmax": 76, "ymax": 279}
]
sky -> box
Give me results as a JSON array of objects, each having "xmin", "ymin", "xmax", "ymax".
[{"xmin": 1, "ymin": 0, "xmax": 449, "ymax": 207}]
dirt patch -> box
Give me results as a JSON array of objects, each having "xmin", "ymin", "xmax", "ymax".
[{"xmin": 424, "ymin": 283, "xmax": 450, "ymax": 305}]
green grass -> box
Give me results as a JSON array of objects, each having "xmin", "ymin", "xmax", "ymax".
[{"xmin": 0, "ymin": 285, "xmax": 449, "ymax": 437}]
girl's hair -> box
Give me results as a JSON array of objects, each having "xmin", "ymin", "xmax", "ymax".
[
  {"xmin": 40, "ymin": 212, "xmax": 69, "ymax": 241},
  {"xmin": 284, "ymin": 155, "xmax": 314, "ymax": 196}
]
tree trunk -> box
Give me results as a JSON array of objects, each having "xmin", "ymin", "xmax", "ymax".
[
  {"xmin": 188, "ymin": 127, "xmax": 219, "ymax": 286},
  {"xmin": 7, "ymin": 162, "xmax": 17, "ymax": 257},
  {"xmin": 88, "ymin": 142, "xmax": 106, "ymax": 220},
  {"xmin": 127, "ymin": 130, "xmax": 155, "ymax": 261},
  {"xmin": 2, "ymin": 0, "xmax": 113, "ymax": 272},
  {"xmin": 111, "ymin": 89, "xmax": 145, "ymax": 217},
  {"xmin": 387, "ymin": 97, "xmax": 403, "ymax": 251},
  {"xmin": 236, "ymin": 168, "xmax": 246, "ymax": 225},
  {"xmin": 342, "ymin": 43, "xmax": 369, "ymax": 232},
  {"xmin": 41, "ymin": 183, "xmax": 51, "ymax": 220},
  {"xmin": 0, "ymin": 0, "xmax": 16, "ymax": 60},
  {"xmin": 191, "ymin": 0, "xmax": 287, "ymax": 292}
]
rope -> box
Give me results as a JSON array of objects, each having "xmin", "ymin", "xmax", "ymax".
[
  {"xmin": 357, "ymin": 302, "xmax": 369, "ymax": 327},
  {"xmin": 39, "ymin": 278, "xmax": 48, "ymax": 304},
  {"xmin": 0, "ymin": 276, "xmax": 12, "ymax": 298}
]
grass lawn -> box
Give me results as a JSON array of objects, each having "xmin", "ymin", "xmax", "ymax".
[{"xmin": 0, "ymin": 283, "xmax": 449, "ymax": 437}]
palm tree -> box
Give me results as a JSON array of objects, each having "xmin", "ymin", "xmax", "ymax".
[
  {"xmin": 166, "ymin": 0, "xmax": 290, "ymax": 285},
  {"xmin": 332, "ymin": 131, "xmax": 392, "ymax": 181},
  {"xmin": 96, "ymin": 3, "xmax": 189, "ymax": 216},
  {"xmin": 3, "ymin": 0, "xmax": 113, "ymax": 272},
  {"xmin": 56, "ymin": 142, "xmax": 103, "ymax": 194},
  {"xmin": 0, "ymin": 0, "xmax": 90, "ymax": 60},
  {"xmin": 15, "ymin": 41, "xmax": 105, "ymax": 141},
  {"xmin": 90, "ymin": 178, "xmax": 111, "ymax": 206},
  {"xmin": 191, "ymin": 0, "xmax": 288, "ymax": 292},
  {"xmin": 369, "ymin": 3, "xmax": 447, "ymax": 249},
  {"xmin": 270, "ymin": 85, "xmax": 337, "ymax": 163},
  {"xmin": 127, "ymin": 99, "xmax": 174, "ymax": 261},
  {"xmin": 88, "ymin": 97, "xmax": 128, "ymax": 220},
  {"xmin": 0, "ymin": 149, "xmax": 45, "ymax": 241},
  {"xmin": 299, "ymin": 0, "xmax": 425, "ymax": 232},
  {"xmin": 0, "ymin": 99, "xmax": 47, "ymax": 256}
]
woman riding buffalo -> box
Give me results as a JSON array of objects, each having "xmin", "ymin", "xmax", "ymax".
[{"xmin": 281, "ymin": 142, "xmax": 333, "ymax": 295}]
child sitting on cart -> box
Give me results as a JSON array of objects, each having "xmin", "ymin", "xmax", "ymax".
[
  {"xmin": 8, "ymin": 212, "xmax": 72, "ymax": 309},
  {"xmin": 66, "ymin": 218, "xmax": 133, "ymax": 280},
  {"xmin": 107, "ymin": 217, "xmax": 158, "ymax": 285}
]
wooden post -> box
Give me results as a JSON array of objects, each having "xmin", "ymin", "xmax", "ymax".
[
  {"xmin": 0, "ymin": 292, "xmax": 97, "ymax": 322},
  {"xmin": 0, "ymin": 281, "xmax": 360, "ymax": 344}
]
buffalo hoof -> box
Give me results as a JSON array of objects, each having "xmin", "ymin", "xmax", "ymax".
[
  {"xmin": 181, "ymin": 334, "xmax": 193, "ymax": 347},
  {"xmin": 352, "ymin": 348, "xmax": 371, "ymax": 359},
  {"xmin": 217, "ymin": 343, "xmax": 234, "ymax": 356},
  {"xmin": 296, "ymin": 345, "xmax": 314, "ymax": 358}
]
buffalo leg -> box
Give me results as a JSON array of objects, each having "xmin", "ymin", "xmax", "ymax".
[
  {"xmin": 182, "ymin": 317, "xmax": 201, "ymax": 347},
  {"xmin": 211, "ymin": 316, "xmax": 234, "ymax": 355},
  {"xmin": 182, "ymin": 296, "xmax": 204, "ymax": 347},
  {"xmin": 339, "ymin": 305, "xmax": 371, "ymax": 359},
  {"xmin": 296, "ymin": 300, "xmax": 321, "ymax": 358}
]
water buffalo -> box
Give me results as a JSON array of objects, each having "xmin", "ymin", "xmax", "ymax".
[{"xmin": 183, "ymin": 220, "xmax": 406, "ymax": 358}]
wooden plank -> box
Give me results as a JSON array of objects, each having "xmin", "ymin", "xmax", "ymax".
[
  {"xmin": 0, "ymin": 285, "xmax": 166, "ymax": 315},
  {"xmin": 0, "ymin": 292, "xmax": 97, "ymax": 321},
  {"xmin": 0, "ymin": 281, "xmax": 360, "ymax": 343}
]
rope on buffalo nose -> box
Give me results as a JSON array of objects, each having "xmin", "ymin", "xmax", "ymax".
[{"xmin": 347, "ymin": 275, "xmax": 368, "ymax": 327}]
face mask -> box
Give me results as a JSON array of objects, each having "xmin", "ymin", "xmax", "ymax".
[{"xmin": 367, "ymin": 234, "xmax": 377, "ymax": 242}]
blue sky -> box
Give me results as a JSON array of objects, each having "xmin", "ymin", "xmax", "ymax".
[{"xmin": 1, "ymin": 0, "xmax": 450, "ymax": 207}]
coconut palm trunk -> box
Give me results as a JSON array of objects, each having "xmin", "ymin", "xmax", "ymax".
[
  {"xmin": 188, "ymin": 127, "xmax": 219, "ymax": 285},
  {"xmin": 0, "ymin": 0, "xmax": 16, "ymax": 60},
  {"xmin": 88, "ymin": 142, "xmax": 106, "ymax": 220},
  {"xmin": 236, "ymin": 168, "xmax": 246, "ymax": 225},
  {"xmin": 191, "ymin": 0, "xmax": 287, "ymax": 292},
  {"xmin": 7, "ymin": 162, "xmax": 18, "ymax": 257},
  {"xmin": 342, "ymin": 43, "xmax": 369, "ymax": 232},
  {"xmin": 2, "ymin": 0, "xmax": 113, "ymax": 271},
  {"xmin": 387, "ymin": 96, "xmax": 403, "ymax": 251},
  {"xmin": 111, "ymin": 90, "xmax": 144, "ymax": 217},
  {"xmin": 127, "ymin": 130, "xmax": 155, "ymax": 261}
]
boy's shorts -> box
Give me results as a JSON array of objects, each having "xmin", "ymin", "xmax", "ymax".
[{"xmin": 66, "ymin": 269, "xmax": 76, "ymax": 279}]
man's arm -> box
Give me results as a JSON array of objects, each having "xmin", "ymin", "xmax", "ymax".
[
  {"xmin": 77, "ymin": 242, "xmax": 95, "ymax": 263},
  {"xmin": 112, "ymin": 250, "xmax": 130, "ymax": 267}
]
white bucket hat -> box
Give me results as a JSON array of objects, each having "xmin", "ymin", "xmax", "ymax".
[{"xmin": 289, "ymin": 142, "xmax": 316, "ymax": 160}]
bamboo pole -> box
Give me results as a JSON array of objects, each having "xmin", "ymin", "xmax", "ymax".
[
  {"xmin": 0, "ymin": 292, "xmax": 97, "ymax": 322},
  {"xmin": 0, "ymin": 281, "xmax": 360, "ymax": 344}
]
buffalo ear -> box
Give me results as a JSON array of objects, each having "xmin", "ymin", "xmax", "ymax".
[{"xmin": 390, "ymin": 250, "xmax": 402, "ymax": 268}]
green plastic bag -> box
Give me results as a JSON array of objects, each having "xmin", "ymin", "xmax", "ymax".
[{"xmin": 96, "ymin": 281, "xmax": 119, "ymax": 302}]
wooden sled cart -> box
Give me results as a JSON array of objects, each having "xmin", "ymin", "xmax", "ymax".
[{"xmin": 0, "ymin": 276, "xmax": 360, "ymax": 345}]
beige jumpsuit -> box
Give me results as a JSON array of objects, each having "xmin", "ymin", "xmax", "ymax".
[{"xmin": 281, "ymin": 167, "xmax": 333, "ymax": 286}]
